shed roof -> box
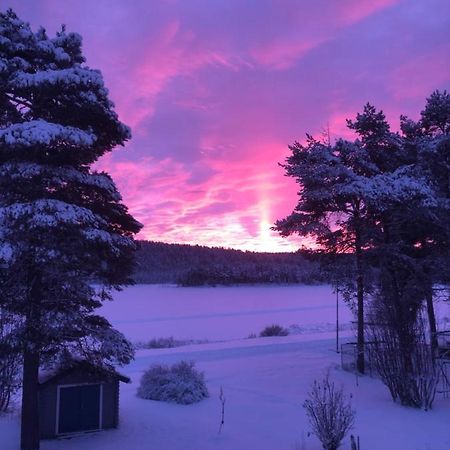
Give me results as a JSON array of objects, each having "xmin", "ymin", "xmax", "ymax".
[{"xmin": 39, "ymin": 359, "xmax": 130, "ymax": 387}]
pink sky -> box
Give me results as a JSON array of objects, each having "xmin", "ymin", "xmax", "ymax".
[{"xmin": 8, "ymin": 0, "xmax": 450, "ymax": 251}]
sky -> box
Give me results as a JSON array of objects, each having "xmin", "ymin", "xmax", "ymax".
[{"xmin": 6, "ymin": 0, "xmax": 450, "ymax": 252}]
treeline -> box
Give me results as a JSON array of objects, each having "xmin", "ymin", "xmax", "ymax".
[{"xmin": 132, "ymin": 240, "xmax": 326, "ymax": 285}]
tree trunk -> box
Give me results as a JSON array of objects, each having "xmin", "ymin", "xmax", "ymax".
[
  {"xmin": 20, "ymin": 271, "xmax": 41, "ymax": 450},
  {"xmin": 355, "ymin": 235, "xmax": 365, "ymax": 375},
  {"xmin": 21, "ymin": 349, "xmax": 40, "ymax": 450},
  {"xmin": 426, "ymin": 287, "xmax": 438, "ymax": 355}
]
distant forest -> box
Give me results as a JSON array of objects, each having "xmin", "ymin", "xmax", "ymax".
[{"xmin": 132, "ymin": 241, "xmax": 327, "ymax": 285}]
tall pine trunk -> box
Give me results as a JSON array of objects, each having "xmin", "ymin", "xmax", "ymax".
[
  {"xmin": 425, "ymin": 286, "xmax": 437, "ymax": 355},
  {"xmin": 355, "ymin": 230, "xmax": 365, "ymax": 374},
  {"xmin": 21, "ymin": 272, "xmax": 41, "ymax": 450},
  {"xmin": 21, "ymin": 349, "xmax": 40, "ymax": 450}
]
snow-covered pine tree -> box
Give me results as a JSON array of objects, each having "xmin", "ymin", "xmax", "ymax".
[
  {"xmin": 399, "ymin": 90, "xmax": 450, "ymax": 351},
  {"xmin": 0, "ymin": 10, "xmax": 142, "ymax": 450},
  {"xmin": 273, "ymin": 122, "xmax": 386, "ymax": 374},
  {"xmin": 274, "ymin": 104, "xmax": 436, "ymax": 374}
]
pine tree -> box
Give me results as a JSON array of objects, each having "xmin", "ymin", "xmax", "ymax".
[
  {"xmin": 0, "ymin": 10, "xmax": 142, "ymax": 449},
  {"xmin": 274, "ymin": 132, "xmax": 375, "ymax": 373},
  {"xmin": 399, "ymin": 90, "xmax": 450, "ymax": 351},
  {"xmin": 275, "ymin": 104, "xmax": 436, "ymax": 374},
  {"xmin": 420, "ymin": 90, "xmax": 450, "ymax": 135}
]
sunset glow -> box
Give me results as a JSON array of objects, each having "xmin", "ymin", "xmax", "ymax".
[{"xmin": 9, "ymin": 0, "xmax": 450, "ymax": 251}]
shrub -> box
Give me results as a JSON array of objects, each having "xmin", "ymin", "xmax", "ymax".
[
  {"xmin": 259, "ymin": 324, "xmax": 289, "ymax": 337},
  {"xmin": 137, "ymin": 360, "xmax": 208, "ymax": 404},
  {"xmin": 368, "ymin": 315, "xmax": 438, "ymax": 410},
  {"xmin": 144, "ymin": 337, "xmax": 180, "ymax": 349},
  {"xmin": 0, "ymin": 350, "xmax": 20, "ymax": 412},
  {"xmin": 303, "ymin": 373, "xmax": 355, "ymax": 450},
  {"xmin": 0, "ymin": 317, "xmax": 21, "ymax": 413}
]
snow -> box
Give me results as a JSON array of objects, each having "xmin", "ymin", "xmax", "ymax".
[
  {"xmin": 53, "ymin": 47, "xmax": 71, "ymax": 63},
  {"xmin": 0, "ymin": 242, "xmax": 13, "ymax": 262},
  {"xmin": 0, "ymin": 163, "xmax": 121, "ymax": 200},
  {"xmin": 344, "ymin": 171, "xmax": 437, "ymax": 209},
  {"xmin": 82, "ymin": 229, "xmax": 134, "ymax": 252},
  {"xmin": 100, "ymin": 285, "xmax": 352, "ymax": 342},
  {"xmin": 11, "ymin": 67, "xmax": 104, "ymax": 90},
  {"xmin": 1, "ymin": 285, "xmax": 449, "ymax": 450},
  {"xmin": 0, "ymin": 199, "xmax": 106, "ymax": 228},
  {"xmin": 0, "ymin": 120, "xmax": 96, "ymax": 147}
]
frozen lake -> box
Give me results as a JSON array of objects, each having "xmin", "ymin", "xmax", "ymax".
[{"xmin": 101, "ymin": 284, "xmax": 354, "ymax": 342}]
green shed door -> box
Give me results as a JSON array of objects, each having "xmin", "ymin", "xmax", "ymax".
[{"xmin": 58, "ymin": 384, "xmax": 101, "ymax": 434}]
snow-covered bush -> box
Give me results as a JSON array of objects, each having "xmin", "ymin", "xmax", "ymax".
[
  {"xmin": 260, "ymin": 324, "xmax": 289, "ymax": 337},
  {"xmin": 137, "ymin": 361, "xmax": 208, "ymax": 404},
  {"xmin": 303, "ymin": 373, "xmax": 355, "ymax": 450}
]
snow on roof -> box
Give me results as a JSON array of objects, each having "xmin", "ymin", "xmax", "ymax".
[{"xmin": 38, "ymin": 359, "xmax": 130, "ymax": 386}]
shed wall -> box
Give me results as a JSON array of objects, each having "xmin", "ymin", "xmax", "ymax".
[
  {"xmin": 101, "ymin": 379, "xmax": 119, "ymax": 429},
  {"xmin": 39, "ymin": 384, "xmax": 57, "ymax": 439},
  {"xmin": 39, "ymin": 367, "xmax": 121, "ymax": 439}
]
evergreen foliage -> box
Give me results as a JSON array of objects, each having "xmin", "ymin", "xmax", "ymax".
[
  {"xmin": 134, "ymin": 240, "xmax": 325, "ymax": 285},
  {"xmin": 0, "ymin": 10, "xmax": 142, "ymax": 448},
  {"xmin": 275, "ymin": 92, "xmax": 450, "ymax": 375}
]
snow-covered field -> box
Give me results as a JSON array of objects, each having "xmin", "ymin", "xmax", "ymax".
[
  {"xmin": 2, "ymin": 285, "xmax": 450, "ymax": 450},
  {"xmin": 100, "ymin": 284, "xmax": 353, "ymax": 342}
]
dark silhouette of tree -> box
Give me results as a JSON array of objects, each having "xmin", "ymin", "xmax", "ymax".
[
  {"xmin": 275, "ymin": 102, "xmax": 440, "ymax": 374},
  {"xmin": 0, "ymin": 10, "xmax": 141, "ymax": 449}
]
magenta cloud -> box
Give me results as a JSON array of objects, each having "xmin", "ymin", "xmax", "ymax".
[{"xmin": 8, "ymin": 0, "xmax": 450, "ymax": 251}]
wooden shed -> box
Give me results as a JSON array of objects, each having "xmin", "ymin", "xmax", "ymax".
[{"xmin": 38, "ymin": 360, "xmax": 130, "ymax": 438}]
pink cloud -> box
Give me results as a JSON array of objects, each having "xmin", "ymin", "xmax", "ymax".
[
  {"xmin": 336, "ymin": 0, "xmax": 399, "ymax": 25},
  {"xmin": 251, "ymin": 36, "xmax": 327, "ymax": 70},
  {"xmin": 112, "ymin": 22, "xmax": 237, "ymax": 130},
  {"xmin": 7, "ymin": 0, "xmax": 449, "ymax": 252},
  {"xmin": 250, "ymin": 0, "xmax": 400, "ymax": 69},
  {"xmin": 389, "ymin": 43, "xmax": 450, "ymax": 101},
  {"xmin": 97, "ymin": 139, "xmax": 301, "ymax": 251}
]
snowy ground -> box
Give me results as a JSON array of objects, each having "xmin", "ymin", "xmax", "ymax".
[
  {"xmin": 1, "ymin": 285, "xmax": 450, "ymax": 450},
  {"xmin": 100, "ymin": 284, "xmax": 353, "ymax": 342}
]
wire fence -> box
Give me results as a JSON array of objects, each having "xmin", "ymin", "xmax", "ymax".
[
  {"xmin": 340, "ymin": 341, "xmax": 381, "ymax": 378},
  {"xmin": 342, "ymin": 334, "xmax": 450, "ymax": 400},
  {"xmin": 437, "ymin": 359, "xmax": 450, "ymax": 398}
]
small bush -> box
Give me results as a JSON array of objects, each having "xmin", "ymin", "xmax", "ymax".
[
  {"xmin": 135, "ymin": 337, "xmax": 210, "ymax": 350},
  {"xmin": 304, "ymin": 373, "xmax": 355, "ymax": 450},
  {"xmin": 137, "ymin": 360, "xmax": 208, "ymax": 404},
  {"xmin": 0, "ymin": 325, "xmax": 21, "ymax": 413},
  {"xmin": 144, "ymin": 337, "xmax": 180, "ymax": 349},
  {"xmin": 260, "ymin": 324, "xmax": 289, "ymax": 337},
  {"xmin": 0, "ymin": 353, "xmax": 20, "ymax": 412}
]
